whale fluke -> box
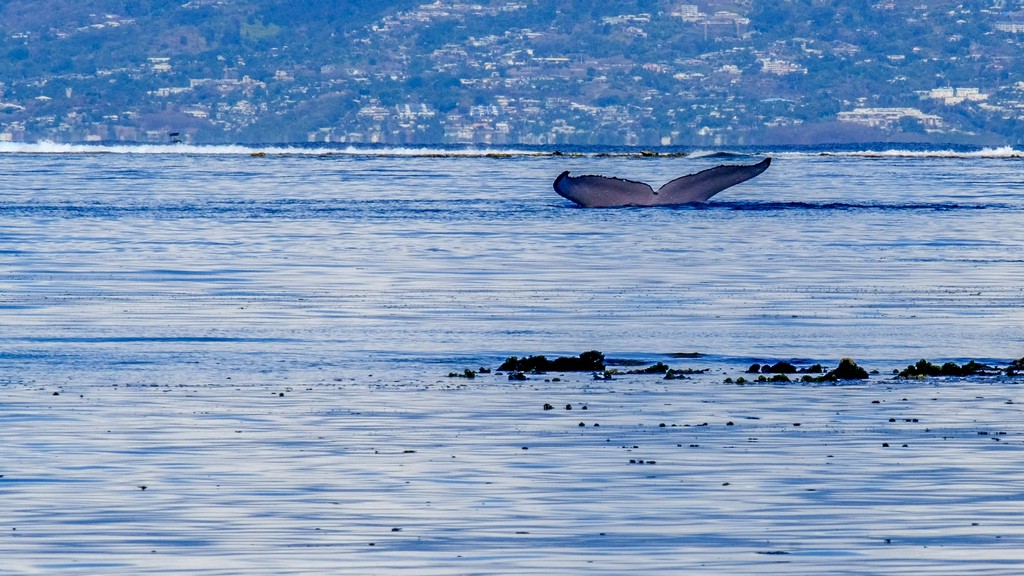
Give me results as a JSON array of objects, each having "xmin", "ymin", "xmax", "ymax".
[{"xmin": 553, "ymin": 157, "xmax": 771, "ymax": 208}]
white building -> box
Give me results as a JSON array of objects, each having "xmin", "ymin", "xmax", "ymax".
[
  {"xmin": 673, "ymin": 4, "xmax": 701, "ymax": 21},
  {"xmin": 148, "ymin": 57, "xmax": 171, "ymax": 73},
  {"xmin": 760, "ymin": 59, "xmax": 807, "ymax": 75},
  {"xmin": 922, "ymin": 87, "xmax": 989, "ymax": 105},
  {"xmin": 837, "ymin": 107, "xmax": 942, "ymax": 129}
]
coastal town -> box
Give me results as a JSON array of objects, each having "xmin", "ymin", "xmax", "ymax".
[{"xmin": 2, "ymin": 0, "xmax": 1024, "ymax": 145}]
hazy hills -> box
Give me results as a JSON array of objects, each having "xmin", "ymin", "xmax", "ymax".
[{"xmin": 2, "ymin": 0, "xmax": 1023, "ymax": 145}]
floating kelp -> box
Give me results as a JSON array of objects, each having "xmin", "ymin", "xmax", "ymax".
[
  {"xmin": 626, "ymin": 362, "xmax": 670, "ymax": 374},
  {"xmin": 1007, "ymin": 357, "xmax": 1024, "ymax": 376},
  {"xmin": 447, "ymin": 368, "xmax": 478, "ymax": 379},
  {"xmin": 800, "ymin": 364, "xmax": 826, "ymax": 374},
  {"xmin": 604, "ymin": 362, "xmax": 708, "ymax": 378},
  {"xmin": 761, "ymin": 361, "xmax": 797, "ymax": 374},
  {"xmin": 898, "ymin": 359, "xmax": 1000, "ymax": 379},
  {"xmin": 748, "ymin": 361, "xmax": 823, "ymax": 374},
  {"xmin": 665, "ymin": 367, "xmax": 708, "ymax": 380},
  {"xmin": 817, "ymin": 358, "xmax": 870, "ymax": 381},
  {"xmin": 733, "ymin": 358, "xmax": 870, "ymax": 383},
  {"xmin": 499, "ymin": 350, "xmax": 605, "ymax": 373}
]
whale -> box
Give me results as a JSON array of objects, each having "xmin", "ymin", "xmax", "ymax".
[{"xmin": 553, "ymin": 157, "xmax": 771, "ymax": 208}]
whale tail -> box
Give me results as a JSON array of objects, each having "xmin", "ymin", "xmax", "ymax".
[
  {"xmin": 656, "ymin": 157, "xmax": 771, "ymax": 204},
  {"xmin": 554, "ymin": 157, "xmax": 772, "ymax": 208}
]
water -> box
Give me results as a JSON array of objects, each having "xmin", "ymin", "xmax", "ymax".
[
  {"xmin": 2, "ymin": 144, "xmax": 1023, "ymax": 381},
  {"xmin": 2, "ymin": 143, "xmax": 1024, "ymax": 574}
]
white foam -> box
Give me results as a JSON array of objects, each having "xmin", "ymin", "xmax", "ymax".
[
  {"xmin": 776, "ymin": 146, "xmax": 1024, "ymax": 159},
  {"xmin": 0, "ymin": 141, "xmax": 549, "ymax": 157},
  {"xmin": 0, "ymin": 141, "xmax": 249, "ymax": 155},
  {"xmin": 4, "ymin": 141, "xmax": 1023, "ymax": 159}
]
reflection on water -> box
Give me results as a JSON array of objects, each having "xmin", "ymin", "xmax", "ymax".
[{"xmin": 4, "ymin": 371, "xmax": 1024, "ymax": 574}]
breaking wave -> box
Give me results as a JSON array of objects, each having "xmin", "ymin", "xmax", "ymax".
[
  {"xmin": 2, "ymin": 140, "xmax": 1023, "ymax": 159},
  {"xmin": 0, "ymin": 141, "xmax": 693, "ymax": 158},
  {"xmin": 0, "ymin": 141, "xmax": 550, "ymax": 157},
  {"xmin": 781, "ymin": 145, "xmax": 1024, "ymax": 159}
]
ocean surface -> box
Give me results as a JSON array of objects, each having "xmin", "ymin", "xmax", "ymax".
[
  {"xmin": 3, "ymin": 142, "xmax": 1024, "ymax": 574},
  {"xmin": 2, "ymin": 142, "xmax": 1023, "ymax": 381}
]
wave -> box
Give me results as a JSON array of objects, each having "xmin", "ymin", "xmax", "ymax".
[
  {"xmin": 4, "ymin": 199, "xmax": 1000, "ymax": 220},
  {"xmin": 0, "ymin": 141, "xmax": 254, "ymax": 155},
  {"xmin": 777, "ymin": 145, "xmax": 1024, "ymax": 159},
  {"xmin": 0, "ymin": 141, "xmax": 694, "ymax": 158},
  {"xmin": 698, "ymin": 200, "xmax": 995, "ymax": 211},
  {"xmin": 0, "ymin": 141, "xmax": 554, "ymax": 157},
  {"xmin": 3, "ymin": 140, "xmax": 1023, "ymax": 159},
  {"xmin": 0, "ymin": 140, "xmax": 716, "ymax": 159}
]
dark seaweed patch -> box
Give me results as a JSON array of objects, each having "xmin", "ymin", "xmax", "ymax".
[
  {"xmin": 809, "ymin": 358, "xmax": 869, "ymax": 381},
  {"xmin": 499, "ymin": 350, "xmax": 605, "ymax": 373},
  {"xmin": 897, "ymin": 359, "xmax": 1002, "ymax": 378}
]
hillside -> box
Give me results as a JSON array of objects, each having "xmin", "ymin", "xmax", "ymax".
[{"xmin": 2, "ymin": 0, "xmax": 1024, "ymax": 145}]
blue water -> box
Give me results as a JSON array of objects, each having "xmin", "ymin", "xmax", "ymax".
[
  {"xmin": 5, "ymin": 144, "xmax": 1024, "ymax": 576},
  {"xmin": 2, "ymin": 144, "xmax": 1023, "ymax": 383}
]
